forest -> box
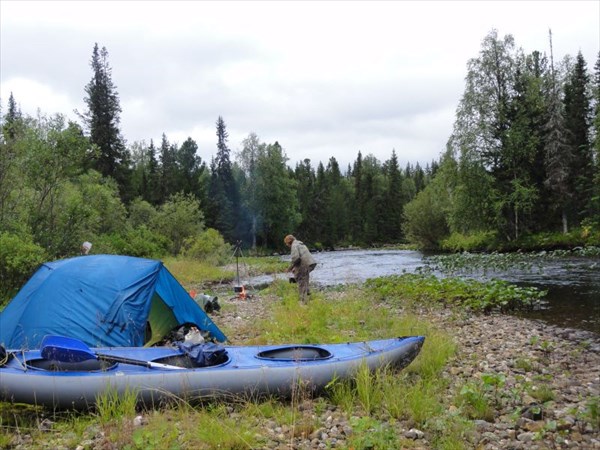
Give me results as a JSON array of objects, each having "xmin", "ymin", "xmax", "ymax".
[{"xmin": 1, "ymin": 30, "xmax": 599, "ymax": 297}]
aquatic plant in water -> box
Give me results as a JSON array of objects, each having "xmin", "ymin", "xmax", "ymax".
[
  {"xmin": 365, "ymin": 273, "xmax": 546, "ymax": 313},
  {"xmin": 422, "ymin": 247, "xmax": 600, "ymax": 276}
]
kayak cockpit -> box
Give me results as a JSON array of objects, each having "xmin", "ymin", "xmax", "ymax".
[
  {"xmin": 22, "ymin": 354, "xmax": 230, "ymax": 372},
  {"xmin": 152, "ymin": 353, "xmax": 230, "ymax": 368},
  {"xmin": 256, "ymin": 346, "xmax": 332, "ymax": 361},
  {"xmin": 25, "ymin": 358, "xmax": 116, "ymax": 372}
]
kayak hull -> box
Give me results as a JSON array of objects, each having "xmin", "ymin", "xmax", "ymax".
[{"xmin": 0, "ymin": 337, "xmax": 424, "ymax": 409}]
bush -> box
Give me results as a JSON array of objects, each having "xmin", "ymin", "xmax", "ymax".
[
  {"xmin": 501, "ymin": 230, "xmax": 588, "ymax": 252},
  {"xmin": 440, "ymin": 231, "xmax": 497, "ymax": 252},
  {"xmin": 97, "ymin": 227, "xmax": 170, "ymax": 259},
  {"xmin": 0, "ymin": 232, "xmax": 47, "ymax": 306},
  {"xmin": 127, "ymin": 198, "xmax": 158, "ymax": 229},
  {"xmin": 403, "ymin": 186, "xmax": 450, "ymax": 250},
  {"xmin": 151, "ymin": 193, "xmax": 205, "ymax": 255},
  {"xmin": 182, "ymin": 228, "xmax": 232, "ymax": 265}
]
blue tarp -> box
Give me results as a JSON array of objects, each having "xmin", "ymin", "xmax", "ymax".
[{"xmin": 0, "ymin": 255, "xmax": 227, "ymax": 349}]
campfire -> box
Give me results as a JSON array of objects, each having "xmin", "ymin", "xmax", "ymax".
[{"xmin": 234, "ymin": 285, "xmax": 247, "ymax": 300}]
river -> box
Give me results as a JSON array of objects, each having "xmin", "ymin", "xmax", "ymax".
[{"xmin": 247, "ymin": 249, "xmax": 600, "ymax": 335}]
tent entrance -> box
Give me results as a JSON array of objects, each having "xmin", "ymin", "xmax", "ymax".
[{"xmin": 145, "ymin": 293, "xmax": 179, "ymax": 346}]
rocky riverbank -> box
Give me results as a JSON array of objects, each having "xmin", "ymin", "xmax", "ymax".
[{"xmin": 210, "ymin": 290, "xmax": 600, "ymax": 449}]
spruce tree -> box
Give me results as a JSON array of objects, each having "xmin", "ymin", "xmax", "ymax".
[
  {"xmin": 146, "ymin": 139, "xmax": 161, "ymax": 205},
  {"xmin": 175, "ymin": 137, "xmax": 200, "ymax": 195},
  {"xmin": 323, "ymin": 157, "xmax": 350, "ymax": 245},
  {"xmin": 4, "ymin": 92, "xmax": 22, "ymax": 140},
  {"xmin": 158, "ymin": 133, "xmax": 178, "ymax": 203},
  {"xmin": 81, "ymin": 43, "xmax": 130, "ymax": 197},
  {"xmin": 563, "ymin": 51, "xmax": 593, "ymax": 222},
  {"xmin": 294, "ymin": 158, "xmax": 317, "ymax": 240},
  {"xmin": 382, "ymin": 150, "xmax": 404, "ymax": 241},
  {"xmin": 350, "ymin": 151, "xmax": 364, "ymax": 242},
  {"xmin": 208, "ymin": 116, "xmax": 239, "ymax": 242}
]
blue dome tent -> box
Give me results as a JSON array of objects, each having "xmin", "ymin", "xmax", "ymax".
[{"xmin": 0, "ymin": 255, "xmax": 226, "ymax": 349}]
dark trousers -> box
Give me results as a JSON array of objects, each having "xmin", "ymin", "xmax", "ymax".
[{"xmin": 295, "ymin": 264, "xmax": 316, "ymax": 303}]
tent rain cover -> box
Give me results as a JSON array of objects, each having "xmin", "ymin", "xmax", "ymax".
[{"xmin": 0, "ymin": 255, "xmax": 226, "ymax": 349}]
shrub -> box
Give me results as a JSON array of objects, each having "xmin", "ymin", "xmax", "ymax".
[
  {"xmin": 151, "ymin": 193, "xmax": 205, "ymax": 255},
  {"xmin": 127, "ymin": 198, "xmax": 158, "ymax": 229},
  {"xmin": 0, "ymin": 232, "xmax": 47, "ymax": 306},
  {"xmin": 440, "ymin": 231, "xmax": 497, "ymax": 252},
  {"xmin": 182, "ymin": 228, "xmax": 232, "ymax": 265},
  {"xmin": 403, "ymin": 185, "xmax": 450, "ymax": 250},
  {"xmin": 98, "ymin": 227, "xmax": 170, "ymax": 258}
]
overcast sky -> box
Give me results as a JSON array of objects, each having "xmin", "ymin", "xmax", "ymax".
[{"xmin": 1, "ymin": 1, "xmax": 598, "ymax": 170}]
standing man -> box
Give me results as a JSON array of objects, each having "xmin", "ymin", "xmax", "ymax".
[{"xmin": 284, "ymin": 235, "xmax": 317, "ymax": 303}]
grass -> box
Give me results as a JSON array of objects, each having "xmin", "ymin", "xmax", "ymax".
[
  {"xmin": 163, "ymin": 257, "xmax": 235, "ymax": 285},
  {"xmin": 163, "ymin": 255, "xmax": 287, "ymax": 287}
]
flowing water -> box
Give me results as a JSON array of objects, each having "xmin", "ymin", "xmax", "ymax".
[{"xmin": 247, "ymin": 249, "xmax": 600, "ymax": 334}]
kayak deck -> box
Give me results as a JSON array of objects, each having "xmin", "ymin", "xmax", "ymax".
[{"xmin": 0, "ymin": 337, "xmax": 425, "ymax": 409}]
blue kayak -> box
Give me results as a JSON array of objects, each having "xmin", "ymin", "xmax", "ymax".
[{"xmin": 0, "ymin": 336, "xmax": 425, "ymax": 409}]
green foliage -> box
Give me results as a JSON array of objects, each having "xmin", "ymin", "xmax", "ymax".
[
  {"xmin": 426, "ymin": 251, "xmax": 539, "ymax": 274},
  {"xmin": 528, "ymin": 384, "xmax": 555, "ymax": 403},
  {"xmin": 151, "ymin": 192, "xmax": 205, "ymax": 255},
  {"xmin": 1, "ymin": 29, "xmax": 599, "ymax": 259},
  {"xmin": 78, "ymin": 171, "xmax": 128, "ymax": 235},
  {"xmin": 584, "ymin": 396, "xmax": 600, "ymax": 430},
  {"xmin": 128, "ymin": 421, "xmax": 179, "ymax": 450},
  {"xmin": 248, "ymin": 287, "xmax": 433, "ymax": 346},
  {"xmin": 392, "ymin": 377, "xmax": 445, "ymax": 425},
  {"xmin": 456, "ymin": 373, "xmax": 509, "ymax": 421},
  {"xmin": 440, "ymin": 231, "xmax": 498, "ymax": 252},
  {"xmin": 172, "ymin": 403, "xmax": 261, "ymax": 449},
  {"xmin": 127, "ymin": 198, "xmax": 158, "ymax": 229},
  {"xmin": 254, "ymin": 141, "xmax": 301, "ymax": 249},
  {"xmin": 353, "ymin": 362, "xmax": 385, "ymax": 414},
  {"xmin": 346, "ymin": 416, "xmax": 403, "ymax": 449},
  {"xmin": 0, "ymin": 232, "xmax": 47, "ymax": 305},
  {"xmin": 98, "ymin": 226, "xmax": 169, "ymax": 258},
  {"xmin": 82, "ymin": 44, "xmax": 130, "ymax": 195},
  {"xmin": 458, "ymin": 382, "xmax": 495, "ymax": 421},
  {"xmin": 515, "ymin": 357, "xmax": 534, "ymax": 372},
  {"xmin": 403, "ymin": 180, "xmax": 450, "ymax": 249},
  {"xmin": 407, "ymin": 326, "xmax": 457, "ymax": 379},
  {"xmin": 163, "ymin": 257, "xmax": 234, "ymax": 285},
  {"xmin": 95, "ymin": 386, "xmax": 138, "ymax": 424},
  {"xmin": 365, "ymin": 273, "xmax": 546, "ymax": 313},
  {"xmin": 182, "ymin": 228, "xmax": 232, "ymax": 265},
  {"xmin": 426, "ymin": 248, "xmax": 600, "ymax": 276},
  {"xmin": 240, "ymin": 256, "xmax": 288, "ymax": 274}
]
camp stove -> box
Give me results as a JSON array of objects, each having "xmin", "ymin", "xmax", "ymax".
[{"xmin": 232, "ymin": 240, "xmax": 250, "ymax": 300}]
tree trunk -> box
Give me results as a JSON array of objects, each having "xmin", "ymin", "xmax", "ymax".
[
  {"xmin": 251, "ymin": 215, "xmax": 257, "ymax": 251},
  {"xmin": 514, "ymin": 206, "xmax": 519, "ymax": 240}
]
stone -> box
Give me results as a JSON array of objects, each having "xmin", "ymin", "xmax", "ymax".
[{"xmin": 517, "ymin": 432, "xmax": 535, "ymax": 442}]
